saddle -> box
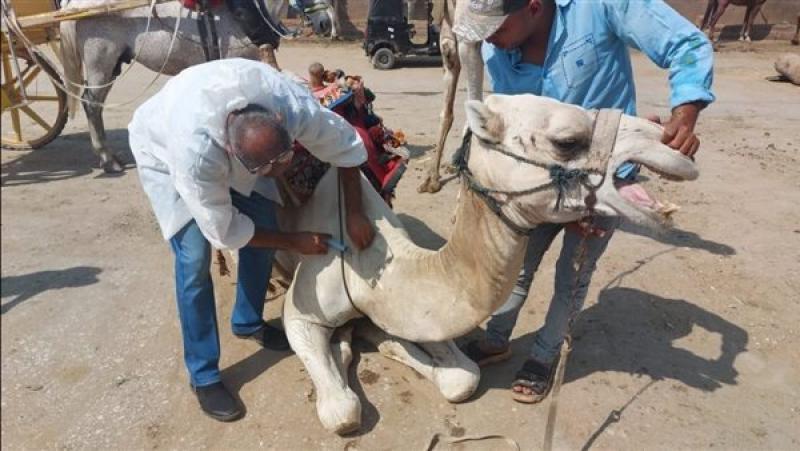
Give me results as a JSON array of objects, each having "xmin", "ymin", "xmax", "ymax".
[{"xmin": 179, "ymin": 0, "xmax": 283, "ymax": 62}]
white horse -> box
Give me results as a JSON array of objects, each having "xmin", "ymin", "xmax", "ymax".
[{"xmin": 60, "ymin": 0, "xmax": 334, "ymax": 172}]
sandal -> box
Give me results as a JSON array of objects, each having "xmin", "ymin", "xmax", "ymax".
[
  {"xmin": 511, "ymin": 356, "xmax": 559, "ymax": 404},
  {"xmin": 463, "ymin": 339, "xmax": 512, "ymax": 367}
]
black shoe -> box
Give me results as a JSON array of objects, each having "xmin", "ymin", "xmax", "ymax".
[
  {"xmin": 192, "ymin": 382, "xmax": 243, "ymax": 422},
  {"xmin": 235, "ymin": 323, "xmax": 291, "ymax": 351}
]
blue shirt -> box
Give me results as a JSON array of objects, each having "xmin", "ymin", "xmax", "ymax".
[{"xmin": 482, "ymin": 0, "xmax": 715, "ymax": 179}]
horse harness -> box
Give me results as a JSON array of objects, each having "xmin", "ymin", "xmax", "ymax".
[
  {"xmin": 451, "ymin": 108, "xmax": 623, "ymax": 235},
  {"xmin": 177, "ymin": 0, "xmax": 291, "ymax": 62}
]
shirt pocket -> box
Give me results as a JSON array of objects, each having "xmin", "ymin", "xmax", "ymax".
[{"xmin": 560, "ymin": 34, "xmax": 600, "ymax": 89}]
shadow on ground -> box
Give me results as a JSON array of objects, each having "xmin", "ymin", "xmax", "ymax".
[
  {"xmin": 1, "ymin": 130, "xmax": 133, "ymax": 187},
  {"xmin": 619, "ymin": 221, "xmax": 736, "ymax": 256},
  {"xmin": 472, "ymin": 286, "xmax": 748, "ymax": 398},
  {"xmin": 1, "ymin": 266, "xmax": 103, "ymax": 314}
]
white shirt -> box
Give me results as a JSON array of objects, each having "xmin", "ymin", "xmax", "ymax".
[{"xmin": 128, "ymin": 59, "xmax": 367, "ymax": 249}]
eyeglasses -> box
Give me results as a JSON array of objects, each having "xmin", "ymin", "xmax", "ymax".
[{"xmin": 234, "ymin": 148, "xmax": 295, "ymax": 175}]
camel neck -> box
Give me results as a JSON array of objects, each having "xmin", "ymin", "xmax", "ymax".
[{"xmin": 435, "ymin": 187, "xmax": 531, "ymax": 323}]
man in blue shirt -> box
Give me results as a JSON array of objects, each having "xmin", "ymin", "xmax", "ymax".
[{"xmin": 454, "ymin": 0, "xmax": 714, "ymax": 404}]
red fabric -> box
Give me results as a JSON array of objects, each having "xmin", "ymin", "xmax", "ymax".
[{"xmin": 179, "ymin": 0, "xmax": 223, "ymax": 10}]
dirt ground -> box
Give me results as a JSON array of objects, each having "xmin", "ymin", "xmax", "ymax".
[{"xmin": 2, "ymin": 41, "xmax": 799, "ymax": 450}]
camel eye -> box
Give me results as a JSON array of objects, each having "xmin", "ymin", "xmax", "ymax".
[{"xmin": 552, "ymin": 137, "xmax": 583, "ymax": 153}]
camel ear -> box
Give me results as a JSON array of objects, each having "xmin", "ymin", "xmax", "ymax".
[{"xmin": 465, "ymin": 100, "xmax": 505, "ymax": 144}]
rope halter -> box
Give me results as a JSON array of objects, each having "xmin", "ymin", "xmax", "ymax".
[{"xmin": 451, "ymin": 108, "xmax": 623, "ymax": 235}]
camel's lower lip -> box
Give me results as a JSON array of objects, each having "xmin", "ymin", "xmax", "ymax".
[{"xmin": 615, "ymin": 180, "xmax": 680, "ymax": 221}]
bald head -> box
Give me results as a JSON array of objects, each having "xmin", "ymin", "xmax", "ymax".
[{"xmin": 226, "ymin": 104, "xmax": 291, "ymax": 173}]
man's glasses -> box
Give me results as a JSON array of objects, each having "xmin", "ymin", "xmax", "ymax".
[{"xmin": 234, "ymin": 148, "xmax": 295, "ymax": 175}]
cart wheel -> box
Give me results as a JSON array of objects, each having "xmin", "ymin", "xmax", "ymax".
[
  {"xmin": 2, "ymin": 50, "xmax": 68, "ymax": 150},
  {"xmin": 372, "ymin": 48, "xmax": 396, "ymax": 70}
]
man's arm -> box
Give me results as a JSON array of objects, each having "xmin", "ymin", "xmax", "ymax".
[
  {"xmin": 339, "ymin": 166, "xmax": 375, "ymax": 250},
  {"xmin": 605, "ymin": 0, "xmax": 715, "ymax": 157},
  {"xmin": 174, "ymin": 136, "xmax": 330, "ymax": 254},
  {"xmin": 281, "ymin": 83, "xmax": 374, "ymax": 249}
]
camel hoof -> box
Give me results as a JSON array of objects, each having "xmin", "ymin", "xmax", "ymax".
[
  {"xmin": 791, "ymin": 39, "xmax": 799, "ymax": 46},
  {"xmin": 317, "ymin": 390, "xmax": 361, "ymax": 435},
  {"xmin": 417, "ymin": 176, "xmax": 442, "ymax": 194},
  {"xmin": 102, "ymin": 157, "xmax": 124, "ymax": 174}
]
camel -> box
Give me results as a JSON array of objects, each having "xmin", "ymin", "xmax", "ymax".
[
  {"xmin": 261, "ymin": 94, "xmax": 699, "ymax": 434},
  {"xmin": 774, "ymin": 53, "xmax": 800, "ymax": 85},
  {"xmin": 701, "ymin": 0, "xmax": 768, "ymax": 42},
  {"xmin": 417, "ymin": 0, "xmax": 484, "ymax": 193}
]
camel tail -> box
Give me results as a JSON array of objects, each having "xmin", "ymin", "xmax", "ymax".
[{"xmin": 59, "ymin": 20, "xmax": 83, "ymax": 119}]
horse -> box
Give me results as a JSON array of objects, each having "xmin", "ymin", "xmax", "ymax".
[
  {"xmin": 59, "ymin": 0, "xmax": 334, "ymax": 173},
  {"xmin": 700, "ymin": 0, "xmax": 768, "ymax": 42}
]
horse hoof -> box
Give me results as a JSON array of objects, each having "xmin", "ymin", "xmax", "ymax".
[
  {"xmin": 102, "ymin": 158, "xmax": 124, "ymax": 174},
  {"xmin": 417, "ymin": 176, "xmax": 442, "ymax": 194}
]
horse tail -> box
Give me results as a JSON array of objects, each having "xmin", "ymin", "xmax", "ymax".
[{"xmin": 59, "ymin": 20, "xmax": 83, "ymax": 119}]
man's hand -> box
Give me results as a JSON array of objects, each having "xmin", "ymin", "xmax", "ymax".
[
  {"xmin": 286, "ymin": 232, "xmax": 331, "ymax": 255},
  {"xmin": 346, "ymin": 211, "xmax": 375, "ymax": 250},
  {"xmin": 648, "ymin": 102, "xmax": 704, "ymax": 159}
]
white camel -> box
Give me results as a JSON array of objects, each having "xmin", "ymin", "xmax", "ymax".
[{"xmin": 264, "ymin": 94, "xmax": 699, "ymax": 434}]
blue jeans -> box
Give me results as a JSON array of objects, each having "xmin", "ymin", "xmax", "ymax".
[
  {"xmin": 485, "ymin": 216, "xmax": 618, "ymax": 365},
  {"xmin": 168, "ymin": 191, "xmax": 278, "ymax": 387}
]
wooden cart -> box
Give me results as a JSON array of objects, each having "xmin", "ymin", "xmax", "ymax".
[{"xmin": 1, "ymin": 0, "xmax": 67, "ymax": 149}]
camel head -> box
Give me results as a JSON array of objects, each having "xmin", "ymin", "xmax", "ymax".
[{"xmin": 463, "ymin": 94, "xmax": 698, "ymax": 230}]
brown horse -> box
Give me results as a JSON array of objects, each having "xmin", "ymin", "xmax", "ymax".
[{"xmin": 701, "ymin": 0, "xmax": 768, "ymax": 42}]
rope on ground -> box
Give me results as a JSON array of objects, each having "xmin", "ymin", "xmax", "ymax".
[{"xmin": 426, "ymin": 432, "xmax": 520, "ymax": 451}]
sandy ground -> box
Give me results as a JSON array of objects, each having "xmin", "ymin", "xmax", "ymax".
[{"xmin": 2, "ymin": 41, "xmax": 799, "ymax": 450}]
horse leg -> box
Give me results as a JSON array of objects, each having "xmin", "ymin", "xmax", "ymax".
[
  {"xmin": 706, "ymin": 0, "xmax": 729, "ymax": 42},
  {"xmin": 355, "ymin": 322, "xmax": 480, "ymax": 402},
  {"xmin": 743, "ymin": 2, "xmax": 764, "ymax": 42},
  {"xmin": 329, "ymin": 0, "xmax": 341, "ymax": 40},
  {"xmin": 82, "ymin": 81, "xmax": 124, "ymax": 174},
  {"xmin": 739, "ymin": 5, "xmax": 752, "ymax": 41},
  {"xmin": 701, "ymin": 0, "xmax": 717, "ymax": 30},
  {"xmin": 417, "ymin": 33, "xmax": 460, "ymax": 194}
]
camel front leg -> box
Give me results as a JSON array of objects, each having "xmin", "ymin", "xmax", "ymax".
[
  {"xmin": 418, "ymin": 34, "xmax": 460, "ymax": 194},
  {"xmin": 356, "ymin": 322, "xmax": 480, "ymax": 402},
  {"xmin": 792, "ymin": 14, "xmax": 800, "ymax": 45},
  {"xmin": 286, "ymin": 318, "xmax": 361, "ymax": 434}
]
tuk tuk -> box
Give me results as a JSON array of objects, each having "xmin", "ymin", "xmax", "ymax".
[{"xmin": 363, "ymin": 0, "xmax": 441, "ymax": 70}]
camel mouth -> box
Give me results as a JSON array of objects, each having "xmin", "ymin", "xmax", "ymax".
[
  {"xmin": 615, "ymin": 180, "xmax": 680, "ymax": 223},
  {"xmin": 606, "ymin": 149, "xmax": 698, "ymax": 225}
]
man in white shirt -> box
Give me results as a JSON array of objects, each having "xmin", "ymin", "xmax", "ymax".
[{"xmin": 128, "ymin": 59, "xmax": 373, "ymax": 422}]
